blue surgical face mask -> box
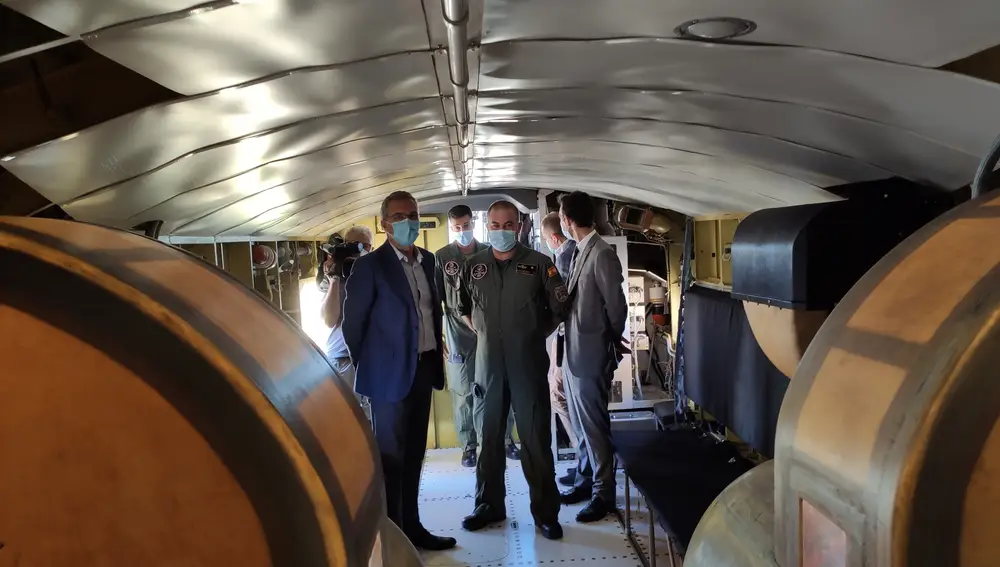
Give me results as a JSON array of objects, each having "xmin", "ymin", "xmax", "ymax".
[
  {"xmin": 390, "ymin": 219, "xmax": 420, "ymax": 247},
  {"xmin": 455, "ymin": 229, "xmax": 474, "ymax": 246},
  {"xmin": 560, "ymin": 219, "xmax": 575, "ymax": 241},
  {"xmin": 488, "ymin": 229, "xmax": 517, "ymax": 252}
]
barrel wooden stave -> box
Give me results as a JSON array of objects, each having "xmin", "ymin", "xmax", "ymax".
[
  {"xmin": 686, "ymin": 461, "xmax": 779, "ymax": 567},
  {"xmin": 0, "ymin": 218, "xmax": 384, "ymax": 567},
  {"xmin": 774, "ymin": 194, "xmax": 1000, "ymax": 567}
]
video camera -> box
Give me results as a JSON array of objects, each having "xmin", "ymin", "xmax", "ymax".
[{"xmin": 320, "ymin": 241, "xmax": 365, "ymax": 279}]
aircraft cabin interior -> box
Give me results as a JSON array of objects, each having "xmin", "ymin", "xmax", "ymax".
[{"xmin": 2, "ymin": 1, "xmax": 1000, "ymax": 566}]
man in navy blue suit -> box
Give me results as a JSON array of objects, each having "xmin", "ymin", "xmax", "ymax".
[{"xmin": 343, "ymin": 190, "xmax": 456, "ymax": 551}]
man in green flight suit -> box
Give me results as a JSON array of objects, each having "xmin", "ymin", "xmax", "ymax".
[
  {"xmin": 457, "ymin": 200, "xmax": 571, "ymax": 540},
  {"xmin": 435, "ymin": 205, "xmax": 520, "ymax": 469}
]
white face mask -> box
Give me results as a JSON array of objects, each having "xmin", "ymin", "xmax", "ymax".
[
  {"xmin": 546, "ymin": 238, "xmax": 558, "ymax": 253},
  {"xmin": 560, "ymin": 219, "xmax": 575, "ymax": 241}
]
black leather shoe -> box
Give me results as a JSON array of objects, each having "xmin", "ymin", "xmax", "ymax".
[
  {"xmin": 558, "ymin": 468, "xmax": 577, "ymax": 487},
  {"xmin": 576, "ymin": 496, "xmax": 613, "ymax": 523},
  {"xmin": 462, "ymin": 504, "xmax": 506, "ymax": 532},
  {"xmin": 559, "ymin": 485, "xmax": 592, "ymax": 505},
  {"xmin": 461, "ymin": 447, "xmax": 477, "ymax": 468},
  {"xmin": 408, "ymin": 530, "xmax": 457, "ymax": 551},
  {"xmin": 539, "ymin": 522, "xmax": 563, "ymax": 540},
  {"xmin": 505, "ymin": 442, "xmax": 521, "ymax": 460}
]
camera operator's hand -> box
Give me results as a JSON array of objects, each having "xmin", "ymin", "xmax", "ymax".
[{"xmin": 322, "ymin": 256, "xmax": 336, "ymax": 281}]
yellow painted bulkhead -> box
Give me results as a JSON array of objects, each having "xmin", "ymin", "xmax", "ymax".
[{"xmin": 177, "ymin": 214, "xmax": 471, "ymax": 450}]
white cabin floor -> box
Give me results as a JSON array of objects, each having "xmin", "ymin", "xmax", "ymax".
[{"xmin": 417, "ymin": 448, "xmax": 674, "ymax": 566}]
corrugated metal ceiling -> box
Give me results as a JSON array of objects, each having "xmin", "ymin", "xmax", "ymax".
[{"xmin": 2, "ymin": 0, "xmax": 1000, "ymax": 236}]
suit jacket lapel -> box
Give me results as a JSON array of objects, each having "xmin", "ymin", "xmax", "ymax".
[
  {"xmin": 568, "ymin": 237, "xmax": 597, "ymax": 293},
  {"xmin": 378, "ymin": 242, "xmax": 415, "ymax": 309}
]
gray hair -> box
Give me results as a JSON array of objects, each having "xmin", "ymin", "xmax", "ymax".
[
  {"xmin": 380, "ymin": 190, "xmax": 418, "ymax": 219},
  {"xmin": 344, "ymin": 225, "xmax": 373, "ymax": 243}
]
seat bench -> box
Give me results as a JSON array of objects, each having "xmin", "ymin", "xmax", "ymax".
[{"xmin": 612, "ymin": 429, "xmax": 754, "ymax": 566}]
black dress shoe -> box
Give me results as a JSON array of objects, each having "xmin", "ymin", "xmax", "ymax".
[
  {"xmin": 505, "ymin": 442, "xmax": 521, "ymax": 460},
  {"xmin": 408, "ymin": 530, "xmax": 457, "ymax": 551},
  {"xmin": 559, "ymin": 485, "xmax": 592, "ymax": 505},
  {"xmin": 462, "ymin": 504, "xmax": 506, "ymax": 532},
  {"xmin": 558, "ymin": 468, "xmax": 577, "ymax": 487},
  {"xmin": 539, "ymin": 522, "xmax": 563, "ymax": 540},
  {"xmin": 576, "ymin": 496, "xmax": 613, "ymax": 523},
  {"xmin": 461, "ymin": 447, "xmax": 477, "ymax": 468}
]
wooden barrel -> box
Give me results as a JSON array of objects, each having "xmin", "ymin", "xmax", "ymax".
[
  {"xmin": 686, "ymin": 461, "xmax": 779, "ymax": 567},
  {"xmin": 0, "ymin": 217, "xmax": 385, "ymax": 567},
  {"xmin": 774, "ymin": 193, "xmax": 1000, "ymax": 567}
]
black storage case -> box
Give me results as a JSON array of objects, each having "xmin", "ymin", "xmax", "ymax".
[{"xmin": 731, "ymin": 178, "xmax": 953, "ymax": 310}]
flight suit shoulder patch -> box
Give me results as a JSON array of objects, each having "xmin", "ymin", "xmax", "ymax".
[
  {"xmin": 444, "ymin": 259, "xmax": 460, "ymax": 276},
  {"xmin": 471, "ymin": 263, "xmax": 488, "ymax": 280},
  {"xmin": 547, "ymin": 265, "xmax": 558, "ymax": 278},
  {"xmin": 555, "ymin": 284, "xmax": 569, "ymax": 302},
  {"xmin": 516, "ymin": 263, "xmax": 537, "ymax": 276}
]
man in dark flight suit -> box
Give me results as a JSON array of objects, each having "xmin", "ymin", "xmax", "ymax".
[
  {"xmin": 457, "ymin": 200, "xmax": 571, "ymax": 540},
  {"xmin": 435, "ymin": 205, "xmax": 519, "ymax": 469}
]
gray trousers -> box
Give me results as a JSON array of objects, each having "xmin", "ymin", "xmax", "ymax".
[
  {"xmin": 448, "ymin": 358, "xmax": 515, "ymax": 449},
  {"xmin": 563, "ymin": 363, "xmax": 615, "ymax": 501},
  {"xmin": 548, "ymin": 336, "xmax": 578, "ymax": 449}
]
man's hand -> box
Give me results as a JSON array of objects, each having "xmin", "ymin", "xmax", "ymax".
[
  {"xmin": 442, "ymin": 341, "xmax": 450, "ymax": 359},
  {"xmin": 322, "ymin": 256, "xmax": 335, "ymax": 280}
]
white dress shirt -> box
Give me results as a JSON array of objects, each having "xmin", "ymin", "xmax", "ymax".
[
  {"xmin": 392, "ymin": 245, "xmax": 438, "ymax": 353},
  {"xmin": 569, "ymin": 229, "xmax": 599, "ymax": 280}
]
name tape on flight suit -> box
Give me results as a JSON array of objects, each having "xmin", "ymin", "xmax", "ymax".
[{"xmin": 516, "ymin": 263, "xmax": 537, "ymax": 276}]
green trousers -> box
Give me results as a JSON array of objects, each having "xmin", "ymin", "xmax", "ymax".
[
  {"xmin": 474, "ymin": 368, "xmax": 559, "ymax": 524},
  {"xmin": 448, "ymin": 359, "xmax": 514, "ymax": 449}
]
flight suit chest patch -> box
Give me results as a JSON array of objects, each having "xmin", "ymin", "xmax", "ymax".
[
  {"xmin": 516, "ymin": 263, "xmax": 537, "ymax": 276},
  {"xmin": 471, "ymin": 263, "xmax": 488, "ymax": 280},
  {"xmin": 444, "ymin": 260, "xmax": 460, "ymax": 276}
]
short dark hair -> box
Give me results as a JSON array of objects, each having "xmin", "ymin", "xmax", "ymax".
[
  {"xmin": 448, "ymin": 204, "xmax": 473, "ymax": 220},
  {"xmin": 540, "ymin": 212, "xmax": 564, "ymax": 237},
  {"xmin": 559, "ymin": 191, "xmax": 595, "ymax": 228},
  {"xmin": 486, "ymin": 200, "xmax": 519, "ymax": 217},
  {"xmin": 381, "ymin": 191, "xmax": 417, "ymax": 219}
]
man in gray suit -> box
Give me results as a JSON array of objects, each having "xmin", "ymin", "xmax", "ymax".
[{"xmin": 557, "ymin": 191, "xmax": 629, "ymax": 523}]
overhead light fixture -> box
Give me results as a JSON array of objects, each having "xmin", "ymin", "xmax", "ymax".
[{"xmin": 675, "ymin": 17, "xmax": 756, "ymax": 40}]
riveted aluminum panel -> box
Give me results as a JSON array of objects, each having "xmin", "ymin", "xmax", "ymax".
[
  {"xmin": 476, "ymin": 89, "xmax": 979, "ymax": 188},
  {"xmin": 62, "ymin": 99, "xmax": 449, "ymax": 222},
  {"xmin": 480, "ymin": 0, "xmax": 1000, "ymax": 66},
  {"xmin": 171, "ymin": 158, "xmax": 455, "ymax": 236},
  {"xmin": 2, "ymin": 53, "xmax": 440, "ymax": 197},
  {"xmin": 43, "ymin": 0, "xmax": 434, "ymax": 95},
  {"xmin": 302, "ymin": 186, "xmax": 461, "ymax": 238},
  {"xmin": 127, "ymin": 127, "xmax": 454, "ymax": 234},
  {"xmin": 472, "ymin": 140, "xmax": 842, "ymax": 190},
  {"xmin": 265, "ymin": 181, "xmax": 458, "ymax": 236},
  {"xmin": 473, "ymin": 118, "xmax": 889, "ymax": 187},
  {"xmin": 1, "ymin": 0, "xmax": 215, "ymax": 35},
  {"xmin": 478, "ymin": 40, "xmax": 1000, "ymax": 156}
]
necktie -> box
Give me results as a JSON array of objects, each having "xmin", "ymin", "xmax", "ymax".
[{"xmin": 569, "ymin": 247, "xmax": 580, "ymax": 281}]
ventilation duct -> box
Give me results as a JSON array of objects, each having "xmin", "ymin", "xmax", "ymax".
[{"xmin": 441, "ymin": 0, "xmax": 472, "ymax": 195}]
